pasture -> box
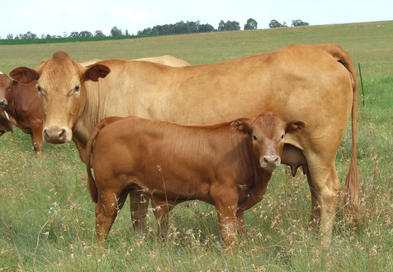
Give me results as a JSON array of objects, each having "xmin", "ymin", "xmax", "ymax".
[{"xmin": 1, "ymin": 21, "xmax": 393, "ymax": 271}]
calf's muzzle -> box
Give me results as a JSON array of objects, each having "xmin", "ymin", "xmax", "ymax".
[
  {"xmin": 260, "ymin": 155, "xmax": 281, "ymax": 170},
  {"xmin": 0, "ymin": 98, "xmax": 7, "ymax": 108}
]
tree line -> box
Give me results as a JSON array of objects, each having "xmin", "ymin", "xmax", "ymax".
[{"xmin": 1, "ymin": 18, "xmax": 309, "ymax": 40}]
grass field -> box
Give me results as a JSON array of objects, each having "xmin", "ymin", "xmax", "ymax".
[{"xmin": 0, "ymin": 21, "xmax": 392, "ymax": 271}]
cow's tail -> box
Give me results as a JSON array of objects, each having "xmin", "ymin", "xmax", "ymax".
[
  {"xmin": 320, "ymin": 44, "xmax": 359, "ymax": 214},
  {"xmin": 86, "ymin": 116, "xmax": 123, "ymax": 203}
]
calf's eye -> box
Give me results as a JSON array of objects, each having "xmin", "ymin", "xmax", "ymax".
[
  {"xmin": 281, "ymin": 134, "xmax": 285, "ymax": 139},
  {"xmin": 75, "ymin": 85, "xmax": 80, "ymax": 92},
  {"xmin": 37, "ymin": 86, "xmax": 42, "ymax": 92},
  {"xmin": 253, "ymin": 135, "xmax": 258, "ymax": 141}
]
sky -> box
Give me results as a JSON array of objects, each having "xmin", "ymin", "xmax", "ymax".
[{"xmin": 1, "ymin": 0, "xmax": 392, "ymax": 38}]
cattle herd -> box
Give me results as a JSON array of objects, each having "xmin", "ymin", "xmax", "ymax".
[{"xmin": 0, "ymin": 43, "xmax": 359, "ymax": 248}]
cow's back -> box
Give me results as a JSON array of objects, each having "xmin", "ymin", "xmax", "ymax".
[
  {"xmin": 91, "ymin": 117, "xmax": 254, "ymax": 201},
  {"xmin": 80, "ymin": 44, "xmax": 353, "ymax": 154}
]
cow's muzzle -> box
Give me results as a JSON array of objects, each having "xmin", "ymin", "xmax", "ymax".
[
  {"xmin": 260, "ymin": 155, "xmax": 281, "ymax": 170},
  {"xmin": 0, "ymin": 98, "xmax": 8, "ymax": 108},
  {"xmin": 43, "ymin": 128, "xmax": 68, "ymax": 144}
]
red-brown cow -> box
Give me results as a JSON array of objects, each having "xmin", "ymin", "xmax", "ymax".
[
  {"xmin": 0, "ymin": 73, "xmax": 14, "ymax": 136},
  {"xmin": 86, "ymin": 112, "xmax": 305, "ymax": 246},
  {"xmin": 0, "ymin": 73, "xmax": 43, "ymax": 153}
]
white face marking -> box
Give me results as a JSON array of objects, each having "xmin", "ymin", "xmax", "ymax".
[{"xmin": 0, "ymin": 71, "xmax": 3, "ymax": 75}]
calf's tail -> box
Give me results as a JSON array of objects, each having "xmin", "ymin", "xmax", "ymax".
[
  {"xmin": 86, "ymin": 116, "xmax": 124, "ymax": 203},
  {"xmin": 319, "ymin": 44, "xmax": 359, "ymax": 214}
]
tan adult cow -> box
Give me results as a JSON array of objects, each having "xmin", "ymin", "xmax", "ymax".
[{"xmin": 10, "ymin": 43, "xmax": 358, "ymax": 246}]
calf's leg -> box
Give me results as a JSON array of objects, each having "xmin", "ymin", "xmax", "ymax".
[
  {"xmin": 151, "ymin": 198, "xmax": 176, "ymax": 237},
  {"xmin": 210, "ymin": 184, "xmax": 239, "ymax": 247},
  {"xmin": 129, "ymin": 186, "xmax": 149, "ymax": 234},
  {"xmin": 95, "ymin": 191, "xmax": 127, "ymax": 243}
]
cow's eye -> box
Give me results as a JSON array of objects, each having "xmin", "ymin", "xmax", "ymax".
[
  {"xmin": 37, "ymin": 86, "xmax": 42, "ymax": 93},
  {"xmin": 253, "ymin": 135, "xmax": 258, "ymax": 141},
  {"xmin": 68, "ymin": 86, "xmax": 80, "ymax": 96},
  {"xmin": 281, "ymin": 134, "xmax": 285, "ymax": 139}
]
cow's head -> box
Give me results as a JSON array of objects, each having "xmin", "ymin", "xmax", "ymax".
[
  {"xmin": 232, "ymin": 112, "xmax": 305, "ymax": 172},
  {"xmin": 10, "ymin": 51, "xmax": 110, "ymax": 144},
  {"xmin": 0, "ymin": 72, "xmax": 12, "ymax": 109}
]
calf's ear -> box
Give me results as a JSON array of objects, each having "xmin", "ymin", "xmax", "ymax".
[
  {"xmin": 231, "ymin": 119, "xmax": 251, "ymax": 134},
  {"xmin": 82, "ymin": 64, "xmax": 110, "ymax": 82},
  {"xmin": 285, "ymin": 121, "xmax": 305, "ymax": 134},
  {"xmin": 10, "ymin": 67, "xmax": 39, "ymax": 83}
]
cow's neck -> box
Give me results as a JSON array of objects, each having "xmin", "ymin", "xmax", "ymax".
[
  {"xmin": 72, "ymin": 80, "xmax": 115, "ymax": 147},
  {"xmin": 4, "ymin": 85, "xmax": 17, "ymax": 118}
]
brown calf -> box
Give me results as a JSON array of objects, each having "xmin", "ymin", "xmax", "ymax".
[
  {"xmin": 0, "ymin": 73, "xmax": 43, "ymax": 153},
  {"xmin": 86, "ymin": 113, "xmax": 304, "ymax": 246}
]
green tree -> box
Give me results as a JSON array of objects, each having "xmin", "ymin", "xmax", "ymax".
[
  {"xmin": 20, "ymin": 31, "xmax": 37, "ymax": 39},
  {"xmin": 79, "ymin": 31, "xmax": 93, "ymax": 38},
  {"xmin": 269, "ymin": 19, "xmax": 287, "ymax": 28},
  {"xmin": 244, "ymin": 18, "xmax": 258, "ymax": 30},
  {"xmin": 218, "ymin": 20, "xmax": 225, "ymax": 31},
  {"xmin": 69, "ymin": 32, "xmax": 80, "ymax": 38},
  {"xmin": 218, "ymin": 20, "xmax": 240, "ymax": 31},
  {"xmin": 292, "ymin": 19, "xmax": 309, "ymax": 27},
  {"xmin": 110, "ymin": 26, "xmax": 122, "ymax": 37},
  {"xmin": 94, "ymin": 30, "xmax": 105, "ymax": 37},
  {"xmin": 198, "ymin": 23, "xmax": 215, "ymax": 32}
]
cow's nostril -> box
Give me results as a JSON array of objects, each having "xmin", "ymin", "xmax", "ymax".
[{"xmin": 58, "ymin": 129, "xmax": 66, "ymax": 138}]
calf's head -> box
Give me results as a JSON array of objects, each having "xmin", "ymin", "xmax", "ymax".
[
  {"xmin": 233, "ymin": 112, "xmax": 305, "ymax": 171},
  {"xmin": 9, "ymin": 51, "xmax": 110, "ymax": 144}
]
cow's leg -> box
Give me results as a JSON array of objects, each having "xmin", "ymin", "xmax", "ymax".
[
  {"xmin": 151, "ymin": 198, "xmax": 176, "ymax": 237},
  {"xmin": 305, "ymin": 153, "xmax": 340, "ymax": 247},
  {"xmin": 31, "ymin": 124, "xmax": 43, "ymax": 155},
  {"xmin": 306, "ymin": 171, "xmax": 321, "ymax": 230},
  {"xmin": 129, "ymin": 185, "xmax": 149, "ymax": 234},
  {"xmin": 95, "ymin": 191, "xmax": 127, "ymax": 243},
  {"xmin": 210, "ymin": 184, "xmax": 239, "ymax": 247}
]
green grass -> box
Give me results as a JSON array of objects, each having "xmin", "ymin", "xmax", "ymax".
[{"xmin": 1, "ymin": 21, "xmax": 393, "ymax": 271}]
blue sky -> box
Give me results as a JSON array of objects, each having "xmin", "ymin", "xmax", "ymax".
[{"xmin": 1, "ymin": 0, "xmax": 392, "ymax": 38}]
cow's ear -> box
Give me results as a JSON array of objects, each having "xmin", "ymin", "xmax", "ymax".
[
  {"xmin": 82, "ymin": 64, "xmax": 110, "ymax": 82},
  {"xmin": 10, "ymin": 67, "xmax": 39, "ymax": 83},
  {"xmin": 231, "ymin": 119, "xmax": 251, "ymax": 134},
  {"xmin": 286, "ymin": 121, "xmax": 305, "ymax": 134}
]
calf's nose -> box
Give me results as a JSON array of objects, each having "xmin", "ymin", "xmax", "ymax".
[
  {"xmin": 260, "ymin": 155, "xmax": 281, "ymax": 170},
  {"xmin": 43, "ymin": 128, "xmax": 67, "ymax": 144},
  {"xmin": 0, "ymin": 98, "xmax": 8, "ymax": 108}
]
